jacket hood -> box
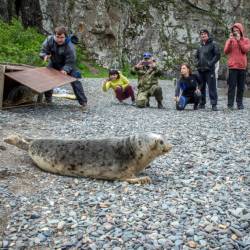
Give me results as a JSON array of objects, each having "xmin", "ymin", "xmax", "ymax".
[{"xmin": 231, "ymin": 23, "xmax": 245, "ymax": 37}]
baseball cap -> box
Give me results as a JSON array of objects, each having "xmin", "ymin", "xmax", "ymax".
[{"xmin": 143, "ymin": 52, "xmax": 152, "ymax": 59}]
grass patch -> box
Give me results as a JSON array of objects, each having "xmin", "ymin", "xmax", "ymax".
[{"xmin": 0, "ymin": 19, "xmax": 45, "ymax": 66}]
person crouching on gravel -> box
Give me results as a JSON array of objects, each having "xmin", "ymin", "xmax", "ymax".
[
  {"xmin": 131, "ymin": 52, "xmax": 164, "ymax": 109},
  {"xmin": 174, "ymin": 64, "xmax": 201, "ymax": 110},
  {"xmin": 102, "ymin": 69, "xmax": 135, "ymax": 104}
]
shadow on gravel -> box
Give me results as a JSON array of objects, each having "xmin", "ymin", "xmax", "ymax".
[{"xmin": 4, "ymin": 103, "xmax": 81, "ymax": 113}]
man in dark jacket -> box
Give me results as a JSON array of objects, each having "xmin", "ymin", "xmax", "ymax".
[
  {"xmin": 196, "ymin": 29, "xmax": 220, "ymax": 111},
  {"xmin": 39, "ymin": 26, "xmax": 87, "ymax": 108}
]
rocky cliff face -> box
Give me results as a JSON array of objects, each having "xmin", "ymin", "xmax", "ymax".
[{"xmin": 1, "ymin": 0, "xmax": 250, "ymax": 76}]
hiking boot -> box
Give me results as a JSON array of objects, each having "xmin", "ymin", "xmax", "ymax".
[
  {"xmin": 193, "ymin": 104, "xmax": 198, "ymax": 110},
  {"xmin": 146, "ymin": 101, "xmax": 150, "ymax": 107},
  {"xmin": 45, "ymin": 97, "xmax": 53, "ymax": 104},
  {"xmin": 212, "ymin": 105, "xmax": 218, "ymax": 111},
  {"xmin": 157, "ymin": 101, "xmax": 164, "ymax": 109},
  {"xmin": 44, "ymin": 100, "xmax": 53, "ymax": 106},
  {"xmin": 227, "ymin": 105, "xmax": 234, "ymax": 111},
  {"xmin": 80, "ymin": 102, "xmax": 88, "ymax": 111},
  {"xmin": 198, "ymin": 104, "xmax": 205, "ymax": 109},
  {"xmin": 237, "ymin": 104, "xmax": 244, "ymax": 110}
]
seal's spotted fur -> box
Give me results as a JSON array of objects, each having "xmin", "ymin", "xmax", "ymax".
[{"xmin": 4, "ymin": 133, "xmax": 172, "ymax": 184}]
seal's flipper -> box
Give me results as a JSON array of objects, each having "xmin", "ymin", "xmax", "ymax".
[
  {"xmin": 4, "ymin": 134, "xmax": 31, "ymax": 151},
  {"xmin": 123, "ymin": 176, "xmax": 152, "ymax": 185}
]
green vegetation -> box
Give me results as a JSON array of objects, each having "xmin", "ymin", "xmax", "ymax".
[
  {"xmin": 0, "ymin": 19, "xmax": 110, "ymax": 78},
  {"xmin": 76, "ymin": 47, "xmax": 109, "ymax": 78},
  {"xmin": 0, "ymin": 19, "xmax": 45, "ymax": 66}
]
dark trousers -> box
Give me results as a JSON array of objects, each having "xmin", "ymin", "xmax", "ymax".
[
  {"xmin": 45, "ymin": 69, "xmax": 87, "ymax": 105},
  {"xmin": 227, "ymin": 69, "xmax": 246, "ymax": 107},
  {"xmin": 115, "ymin": 85, "xmax": 135, "ymax": 102},
  {"xmin": 176, "ymin": 93, "xmax": 200, "ymax": 110},
  {"xmin": 198, "ymin": 70, "xmax": 218, "ymax": 106}
]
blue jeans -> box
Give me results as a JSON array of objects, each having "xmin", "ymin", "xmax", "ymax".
[{"xmin": 176, "ymin": 93, "xmax": 201, "ymax": 110}]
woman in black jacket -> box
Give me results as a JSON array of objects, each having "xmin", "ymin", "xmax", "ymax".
[{"xmin": 174, "ymin": 64, "xmax": 201, "ymax": 110}]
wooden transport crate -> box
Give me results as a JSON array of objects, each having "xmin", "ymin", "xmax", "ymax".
[{"xmin": 0, "ymin": 63, "xmax": 77, "ymax": 109}]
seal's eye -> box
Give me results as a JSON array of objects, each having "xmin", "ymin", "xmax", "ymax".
[{"xmin": 159, "ymin": 140, "xmax": 164, "ymax": 145}]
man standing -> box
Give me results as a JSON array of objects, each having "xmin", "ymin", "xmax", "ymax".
[
  {"xmin": 132, "ymin": 52, "xmax": 163, "ymax": 109},
  {"xmin": 40, "ymin": 26, "xmax": 88, "ymax": 108},
  {"xmin": 196, "ymin": 29, "xmax": 220, "ymax": 111},
  {"xmin": 224, "ymin": 23, "xmax": 250, "ymax": 110}
]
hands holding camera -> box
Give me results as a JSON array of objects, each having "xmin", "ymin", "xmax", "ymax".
[
  {"xmin": 135, "ymin": 59, "xmax": 156, "ymax": 70},
  {"xmin": 230, "ymin": 30, "xmax": 241, "ymax": 41}
]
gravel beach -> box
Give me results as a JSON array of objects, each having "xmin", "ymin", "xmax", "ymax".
[{"xmin": 0, "ymin": 79, "xmax": 250, "ymax": 250}]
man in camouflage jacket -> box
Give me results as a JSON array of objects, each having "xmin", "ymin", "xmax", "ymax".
[{"xmin": 132, "ymin": 53, "xmax": 163, "ymax": 108}]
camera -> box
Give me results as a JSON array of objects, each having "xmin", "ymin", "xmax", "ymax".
[
  {"xmin": 142, "ymin": 61, "xmax": 151, "ymax": 70},
  {"xmin": 233, "ymin": 32, "xmax": 238, "ymax": 37},
  {"xmin": 142, "ymin": 61, "xmax": 150, "ymax": 66}
]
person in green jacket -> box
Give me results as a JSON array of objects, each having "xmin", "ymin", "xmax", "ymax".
[
  {"xmin": 102, "ymin": 69, "xmax": 135, "ymax": 104},
  {"xmin": 132, "ymin": 52, "xmax": 164, "ymax": 108}
]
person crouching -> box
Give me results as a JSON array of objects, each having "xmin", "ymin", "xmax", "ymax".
[
  {"xmin": 174, "ymin": 64, "xmax": 201, "ymax": 110},
  {"xmin": 102, "ymin": 69, "xmax": 135, "ymax": 104}
]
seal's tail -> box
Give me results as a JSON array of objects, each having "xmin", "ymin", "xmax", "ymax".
[{"xmin": 4, "ymin": 134, "xmax": 32, "ymax": 151}]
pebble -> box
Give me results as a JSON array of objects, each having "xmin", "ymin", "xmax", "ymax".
[
  {"xmin": 199, "ymin": 240, "xmax": 207, "ymax": 246},
  {"xmin": 30, "ymin": 213, "xmax": 40, "ymax": 219},
  {"xmin": 37, "ymin": 233, "xmax": 47, "ymax": 242},
  {"xmin": 57, "ymin": 221, "xmax": 65, "ymax": 230},
  {"xmin": 186, "ymin": 228, "xmax": 195, "ymax": 237},
  {"xmin": 204, "ymin": 224, "xmax": 214, "ymax": 233},
  {"xmin": 230, "ymin": 227, "xmax": 243, "ymax": 237},
  {"xmin": 188, "ymin": 240, "xmax": 197, "ymax": 248},
  {"xmin": 241, "ymin": 213, "xmax": 250, "ymax": 221}
]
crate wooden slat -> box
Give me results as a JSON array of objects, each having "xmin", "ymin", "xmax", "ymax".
[{"xmin": 0, "ymin": 63, "xmax": 35, "ymax": 71}]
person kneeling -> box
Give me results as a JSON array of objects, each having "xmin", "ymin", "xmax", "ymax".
[
  {"xmin": 174, "ymin": 64, "xmax": 201, "ymax": 110},
  {"xmin": 132, "ymin": 52, "xmax": 164, "ymax": 109},
  {"xmin": 102, "ymin": 69, "xmax": 135, "ymax": 104}
]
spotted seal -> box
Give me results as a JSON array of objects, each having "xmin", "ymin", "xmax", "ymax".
[{"xmin": 4, "ymin": 133, "xmax": 172, "ymax": 184}]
